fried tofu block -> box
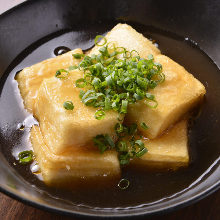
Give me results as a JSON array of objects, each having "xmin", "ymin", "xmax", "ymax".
[
  {"xmin": 132, "ymin": 119, "xmax": 189, "ymax": 169},
  {"xmin": 30, "ymin": 126, "xmax": 120, "ymax": 187},
  {"xmin": 126, "ymin": 55, "xmax": 206, "ymax": 139},
  {"xmin": 16, "ymin": 48, "xmax": 83, "ymax": 112},
  {"xmin": 88, "ymin": 23, "xmax": 161, "ymax": 58},
  {"xmin": 34, "ymin": 71, "xmax": 120, "ymax": 154}
]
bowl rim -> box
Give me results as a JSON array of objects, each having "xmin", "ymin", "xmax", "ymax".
[{"xmin": 0, "ymin": 179, "xmax": 220, "ymax": 218}]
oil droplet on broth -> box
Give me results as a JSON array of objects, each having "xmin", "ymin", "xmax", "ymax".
[
  {"xmin": 15, "ymin": 69, "xmax": 23, "ymax": 77},
  {"xmin": 54, "ymin": 46, "xmax": 71, "ymax": 56},
  {"xmin": 31, "ymin": 165, "xmax": 40, "ymax": 174},
  {"xmin": 31, "ymin": 161, "xmax": 40, "ymax": 174},
  {"xmin": 17, "ymin": 115, "xmax": 38, "ymax": 131},
  {"xmin": 17, "ymin": 123, "xmax": 25, "ymax": 130},
  {"xmin": 13, "ymin": 116, "xmax": 38, "ymax": 160}
]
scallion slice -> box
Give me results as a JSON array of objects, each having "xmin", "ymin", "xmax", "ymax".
[
  {"xmin": 117, "ymin": 113, "xmax": 124, "ymax": 122},
  {"xmin": 117, "ymin": 141, "xmax": 127, "ymax": 152},
  {"xmin": 55, "ymin": 69, "xmax": 69, "ymax": 79},
  {"xmin": 145, "ymin": 93, "xmax": 155, "ymax": 100},
  {"xmin": 72, "ymin": 53, "xmax": 84, "ymax": 59},
  {"xmin": 120, "ymin": 100, "xmax": 128, "ymax": 114},
  {"xmin": 18, "ymin": 150, "xmax": 33, "ymax": 164},
  {"xmin": 93, "ymin": 135, "xmax": 107, "ymax": 153},
  {"xmin": 128, "ymin": 123, "xmax": 137, "ymax": 135},
  {"xmin": 135, "ymin": 139, "xmax": 145, "ymax": 149},
  {"xmin": 115, "ymin": 123, "xmax": 124, "ymax": 134},
  {"xmin": 94, "ymin": 110, "xmax": 105, "ymax": 120},
  {"xmin": 75, "ymin": 78, "xmax": 86, "ymax": 88},
  {"xmin": 95, "ymin": 35, "xmax": 107, "ymax": 46},
  {"xmin": 63, "ymin": 101, "xmax": 74, "ymax": 110},
  {"xmin": 104, "ymin": 134, "xmax": 115, "ymax": 148},
  {"xmin": 68, "ymin": 65, "xmax": 78, "ymax": 70},
  {"xmin": 144, "ymin": 98, "xmax": 158, "ymax": 108},
  {"xmin": 140, "ymin": 122, "xmax": 149, "ymax": 130},
  {"xmin": 136, "ymin": 147, "xmax": 148, "ymax": 158},
  {"xmin": 118, "ymin": 178, "xmax": 130, "ymax": 190}
]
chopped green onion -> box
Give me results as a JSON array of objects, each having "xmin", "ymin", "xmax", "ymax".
[
  {"xmin": 72, "ymin": 53, "xmax": 84, "ymax": 59},
  {"xmin": 149, "ymin": 80, "xmax": 158, "ymax": 89},
  {"xmin": 93, "ymin": 135, "xmax": 107, "ymax": 153},
  {"xmin": 119, "ymin": 154, "xmax": 130, "ymax": 165},
  {"xmin": 18, "ymin": 150, "xmax": 33, "ymax": 164},
  {"xmin": 63, "ymin": 101, "xmax": 74, "ymax": 110},
  {"xmin": 141, "ymin": 122, "xmax": 149, "ymax": 130},
  {"xmin": 68, "ymin": 65, "xmax": 78, "ymax": 70},
  {"xmin": 104, "ymin": 97, "xmax": 111, "ymax": 110},
  {"xmin": 104, "ymin": 134, "xmax": 115, "ymax": 148},
  {"xmin": 99, "ymin": 46, "xmax": 109, "ymax": 56},
  {"xmin": 156, "ymin": 72, "xmax": 165, "ymax": 83},
  {"xmin": 117, "ymin": 113, "xmax": 124, "ymax": 122},
  {"xmin": 95, "ymin": 35, "xmax": 107, "ymax": 46},
  {"xmin": 136, "ymin": 147, "xmax": 148, "ymax": 158},
  {"xmin": 135, "ymin": 140, "xmax": 145, "ymax": 149},
  {"xmin": 123, "ymin": 50, "xmax": 131, "ymax": 58},
  {"xmin": 79, "ymin": 90, "xmax": 85, "ymax": 98},
  {"xmin": 154, "ymin": 62, "xmax": 162, "ymax": 71},
  {"xmin": 71, "ymin": 35, "xmax": 165, "ymax": 166},
  {"xmin": 117, "ymin": 141, "xmax": 127, "ymax": 152},
  {"xmin": 144, "ymin": 98, "xmax": 158, "ymax": 108},
  {"xmin": 148, "ymin": 54, "xmax": 154, "ymax": 60},
  {"xmin": 115, "ymin": 47, "xmax": 126, "ymax": 54},
  {"xmin": 115, "ymin": 123, "xmax": 124, "ymax": 134},
  {"xmin": 75, "ymin": 78, "xmax": 86, "ymax": 88},
  {"xmin": 128, "ymin": 123, "xmax": 137, "ymax": 135},
  {"xmin": 130, "ymin": 50, "xmax": 140, "ymax": 57},
  {"xmin": 95, "ymin": 110, "xmax": 105, "ymax": 120},
  {"xmin": 92, "ymin": 77, "xmax": 101, "ymax": 88},
  {"xmin": 55, "ymin": 69, "xmax": 69, "ymax": 79},
  {"xmin": 118, "ymin": 178, "xmax": 130, "ymax": 190},
  {"xmin": 146, "ymin": 93, "xmax": 155, "ymax": 100},
  {"xmin": 120, "ymin": 100, "xmax": 128, "ymax": 113}
]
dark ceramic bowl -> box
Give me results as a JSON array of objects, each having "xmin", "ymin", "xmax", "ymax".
[{"xmin": 0, "ymin": 0, "xmax": 220, "ymax": 218}]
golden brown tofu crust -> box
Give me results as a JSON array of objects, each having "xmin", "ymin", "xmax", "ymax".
[
  {"xmin": 88, "ymin": 23, "xmax": 161, "ymax": 58},
  {"xmin": 126, "ymin": 55, "xmax": 206, "ymax": 139},
  {"xmin": 16, "ymin": 48, "xmax": 83, "ymax": 112},
  {"xmin": 132, "ymin": 119, "xmax": 189, "ymax": 168},
  {"xmin": 30, "ymin": 125, "xmax": 121, "ymax": 187}
]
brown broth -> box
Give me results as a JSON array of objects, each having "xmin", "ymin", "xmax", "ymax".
[{"xmin": 0, "ymin": 23, "xmax": 220, "ymax": 208}]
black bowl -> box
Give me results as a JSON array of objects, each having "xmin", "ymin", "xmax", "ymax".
[{"xmin": 0, "ymin": 0, "xmax": 220, "ymax": 218}]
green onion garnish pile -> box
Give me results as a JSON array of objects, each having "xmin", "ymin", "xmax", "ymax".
[
  {"xmin": 74, "ymin": 36, "xmax": 164, "ymax": 114},
  {"xmin": 93, "ymin": 122, "xmax": 148, "ymax": 165},
  {"xmin": 57, "ymin": 35, "xmax": 165, "ymax": 165}
]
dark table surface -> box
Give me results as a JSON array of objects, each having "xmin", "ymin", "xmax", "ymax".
[{"xmin": 0, "ymin": 189, "xmax": 220, "ymax": 220}]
